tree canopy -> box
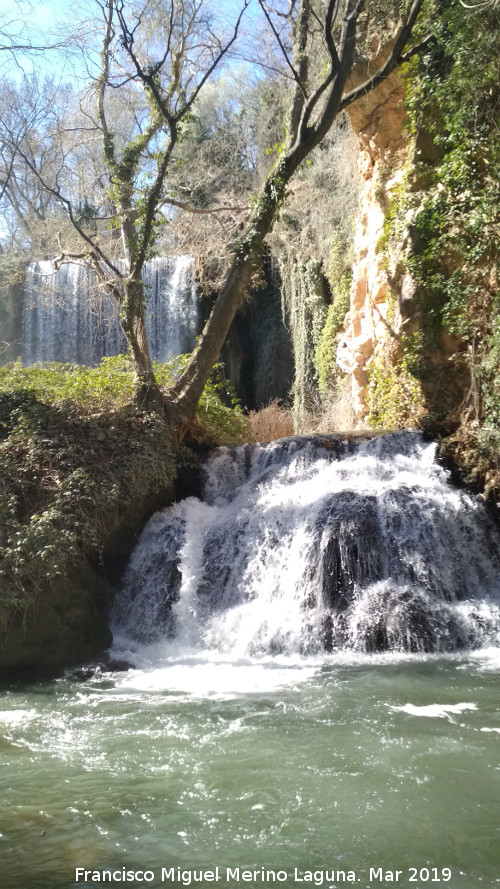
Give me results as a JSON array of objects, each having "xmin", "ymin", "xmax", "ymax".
[{"xmin": 0, "ymin": 0, "xmax": 429, "ymax": 431}]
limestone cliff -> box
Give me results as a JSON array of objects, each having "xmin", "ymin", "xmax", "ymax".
[
  {"xmin": 334, "ymin": 2, "xmax": 499, "ymax": 499},
  {"xmin": 338, "ymin": 36, "xmax": 413, "ymax": 423}
]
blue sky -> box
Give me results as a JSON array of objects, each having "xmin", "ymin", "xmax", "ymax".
[{"xmin": 0, "ymin": 0, "xmax": 263, "ymax": 86}]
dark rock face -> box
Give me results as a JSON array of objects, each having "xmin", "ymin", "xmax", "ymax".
[
  {"xmin": 0, "ymin": 436, "xmax": 180, "ymax": 681},
  {"xmin": 224, "ymin": 266, "xmax": 294, "ymax": 411},
  {"xmin": 0, "ymin": 564, "xmax": 112, "ymax": 680}
]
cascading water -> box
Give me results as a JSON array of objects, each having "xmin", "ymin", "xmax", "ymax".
[
  {"xmin": 3, "ymin": 433, "xmax": 500, "ymax": 889},
  {"xmin": 21, "ymin": 255, "xmax": 198, "ymax": 365},
  {"xmin": 112, "ymin": 430, "xmax": 500, "ymax": 666}
]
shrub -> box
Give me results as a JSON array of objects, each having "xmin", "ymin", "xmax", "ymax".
[
  {"xmin": 248, "ymin": 400, "xmax": 294, "ymax": 442},
  {"xmin": 0, "ymin": 356, "xmax": 251, "ymax": 611}
]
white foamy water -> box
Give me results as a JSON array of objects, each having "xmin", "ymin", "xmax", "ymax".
[
  {"xmin": 111, "ymin": 431, "xmax": 500, "ymax": 680},
  {"xmin": 388, "ymin": 702, "xmax": 478, "ymax": 719},
  {"xmin": 4, "ymin": 432, "xmax": 500, "ymax": 889}
]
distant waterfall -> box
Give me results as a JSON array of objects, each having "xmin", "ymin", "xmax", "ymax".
[
  {"xmin": 112, "ymin": 431, "xmax": 500, "ymax": 660},
  {"xmin": 21, "ymin": 256, "xmax": 198, "ymax": 365}
]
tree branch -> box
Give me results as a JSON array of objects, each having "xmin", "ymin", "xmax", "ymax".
[
  {"xmin": 339, "ymin": 0, "xmax": 428, "ymax": 112},
  {"xmin": 293, "ymin": 0, "xmax": 364, "ymax": 149},
  {"xmin": 164, "ymin": 197, "xmax": 250, "ymax": 215},
  {"xmin": 257, "ymin": 0, "xmax": 307, "ymax": 101},
  {"xmin": 96, "ymin": 0, "xmax": 116, "ymax": 171}
]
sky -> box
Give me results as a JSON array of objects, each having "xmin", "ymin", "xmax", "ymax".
[
  {"xmin": 0, "ymin": 0, "xmax": 264, "ymax": 86},
  {"xmin": 0, "ymin": 0, "xmax": 94, "ymax": 84}
]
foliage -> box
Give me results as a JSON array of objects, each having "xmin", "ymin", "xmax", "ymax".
[
  {"xmin": 0, "ymin": 391, "xmax": 173, "ymax": 610},
  {"xmin": 314, "ymin": 256, "xmax": 352, "ymax": 400},
  {"xmin": 402, "ymin": 0, "xmax": 500, "ymax": 427},
  {"xmin": 0, "ymin": 356, "xmax": 250, "ymax": 611},
  {"xmin": 0, "ymin": 356, "xmax": 136, "ymax": 415},
  {"xmin": 0, "ymin": 355, "xmax": 250, "ymax": 442},
  {"xmin": 367, "ymin": 345, "xmax": 425, "ymax": 429},
  {"xmin": 280, "ymin": 258, "xmax": 329, "ymax": 427},
  {"xmin": 184, "ymin": 362, "xmax": 251, "ymax": 446},
  {"xmin": 366, "ymin": 0, "xmax": 499, "ymax": 446},
  {"xmin": 274, "ymin": 120, "xmax": 359, "ymax": 427},
  {"xmin": 376, "ymin": 177, "xmax": 410, "ymax": 266}
]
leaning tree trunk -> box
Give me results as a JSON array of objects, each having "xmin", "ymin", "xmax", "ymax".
[
  {"xmin": 168, "ymin": 0, "xmax": 427, "ymax": 434},
  {"xmin": 168, "ymin": 170, "xmax": 287, "ymax": 426},
  {"xmin": 169, "ymin": 13, "xmax": 357, "ymax": 428}
]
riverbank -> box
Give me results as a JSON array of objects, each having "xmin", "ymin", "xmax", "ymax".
[
  {"xmin": 0, "ymin": 358, "xmax": 249, "ymax": 679},
  {"xmin": 1, "ymin": 358, "xmax": 498, "ymax": 680}
]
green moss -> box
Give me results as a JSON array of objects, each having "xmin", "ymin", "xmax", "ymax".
[
  {"xmin": 376, "ymin": 179, "xmax": 409, "ymax": 264},
  {"xmin": 367, "ymin": 347, "xmax": 425, "ymax": 430},
  {"xmin": 366, "ymin": 0, "xmax": 498, "ymax": 445},
  {"xmin": 0, "ymin": 389, "xmax": 174, "ymax": 612},
  {"xmin": 314, "ymin": 278, "xmax": 351, "ymax": 398},
  {"xmin": 313, "ymin": 234, "xmax": 353, "ymax": 402},
  {"xmin": 402, "ymin": 0, "xmax": 500, "ymax": 429},
  {"xmin": 0, "ymin": 356, "xmax": 251, "ymax": 613},
  {"xmin": 280, "ymin": 258, "xmax": 329, "ymax": 424}
]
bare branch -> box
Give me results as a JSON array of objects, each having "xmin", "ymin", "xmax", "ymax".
[
  {"xmin": 339, "ymin": 0, "xmax": 428, "ymax": 112},
  {"xmin": 257, "ymin": 0, "xmax": 307, "ymax": 101},
  {"xmin": 164, "ymin": 198, "xmax": 250, "ymax": 215}
]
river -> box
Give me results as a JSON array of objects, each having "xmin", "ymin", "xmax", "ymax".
[{"xmin": 1, "ymin": 432, "xmax": 499, "ymax": 889}]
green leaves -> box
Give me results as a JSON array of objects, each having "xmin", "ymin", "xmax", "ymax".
[
  {"xmin": 0, "ymin": 355, "xmax": 251, "ymax": 610},
  {"xmin": 399, "ymin": 0, "xmax": 500, "ymax": 430}
]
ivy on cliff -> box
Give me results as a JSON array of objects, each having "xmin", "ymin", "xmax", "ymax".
[
  {"xmin": 405, "ymin": 0, "xmax": 500, "ymax": 426},
  {"xmin": 368, "ymin": 0, "xmax": 499, "ymax": 441},
  {"xmin": 314, "ymin": 236, "xmax": 353, "ymax": 401}
]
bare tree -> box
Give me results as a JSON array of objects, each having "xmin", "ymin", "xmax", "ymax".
[
  {"xmin": 170, "ymin": 0, "xmax": 431, "ymax": 427},
  {"xmin": 1, "ymin": 0, "xmax": 251, "ymax": 407},
  {"xmin": 1, "ymin": 0, "xmax": 430, "ymax": 433},
  {"xmin": 0, "ymin": 76, "xmax": 77, "ymax": 252},
  {"xmin": 0, "ymin": 1, "xmax": 75, "ymax": 66}
]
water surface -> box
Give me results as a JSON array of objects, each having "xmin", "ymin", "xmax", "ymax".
[{"xmin": 1, "ymin": 651, "xmax": 500, "ymax": 889}]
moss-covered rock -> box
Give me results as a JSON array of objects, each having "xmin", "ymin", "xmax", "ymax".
[
  {"xmin": 0, "ymin": 391, "xmax": 179, "ymax": 678},
  {"xmin": 0, "ymin": 356, "xmax": 253, "ymax": 679},
  {"xmin": 0, "ymin": 563, "xmax": 112, "ymax": 679},
  {"xmin": 0, "ymin": 364, "xmax": 173, "ymax": 677}
]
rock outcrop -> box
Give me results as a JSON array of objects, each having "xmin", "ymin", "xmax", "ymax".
[{"xmin": 338, "ymin": 34, "xmax": 410, "ymax": 421}]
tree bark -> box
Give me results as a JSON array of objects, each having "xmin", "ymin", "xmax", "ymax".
[
  {"xmin": 168, "ymin": 0, "xmax": 426, "ymax": 434},
  {"xmin": 121, "ymin": 277, "xmax": 163, "ymax": 409},
  {"xmin": 169, "ymin": 0, "xmax": 360, "ymax": 426}
]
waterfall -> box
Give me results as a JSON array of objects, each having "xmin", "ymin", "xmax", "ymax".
[
  {"xmin": 112, "ymin": 431, "xmax": 500, "ymax": 661},
  {"xmin": 21, "ymin": 256, "xmax": 198, "ymax": 365}
]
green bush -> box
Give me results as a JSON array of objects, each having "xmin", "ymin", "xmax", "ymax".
[
  {"xmin": 403, "ymin": 0, "xmax": 500, "ymax": 427},
  {"xmin": 0, "ymin": 356, "xmax": 251, "ymax": 611},
  {"xmin": 367, "ymin": 348, "xmax": 424, "ymax": 430}
]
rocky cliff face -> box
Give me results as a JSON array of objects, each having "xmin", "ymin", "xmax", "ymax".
[
  {"xmin": 332, "ymin": 10, "xmax": 499, "ymax": 501},
  {"xmin": 338, "ymin": 39, "xmax": 411, "ymax": 423}
]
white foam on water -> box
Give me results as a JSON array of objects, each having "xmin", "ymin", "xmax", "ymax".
[
  {"xmin": 388, "ymin": 702, "xmax": 478, "ymax": 719},
  {"xmin": 111, "ymin": 431, "xmax": 500, "ymax": 690},
  {"xmin": 0, "ymin": 709, "xmax": 38, "ymax": 726},
  {"xmin": 112, "ymin": 653, "xmax": 320, "ymax": 698}
]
